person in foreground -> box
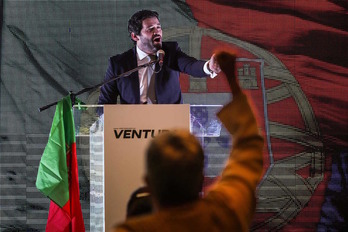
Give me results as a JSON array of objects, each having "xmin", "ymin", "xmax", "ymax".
[
  {"xmin": 98, "ymin": 10, "xmax": 220, "ymax": 105},
  {"xmin": 112, "ymin": 50, "xmax": 264, "ymax": 232}
]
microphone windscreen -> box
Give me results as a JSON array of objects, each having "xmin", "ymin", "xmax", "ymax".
[
  {"xmin": 157, "ymin": 49, "xmax": 165, "ymax": 58},
  {"xmin": 157, "ymin": 50, "xmax": 165, "ymax": 66}
]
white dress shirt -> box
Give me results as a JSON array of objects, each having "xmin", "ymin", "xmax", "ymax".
[{"xmin": 136, "ymin": 47, "xmax": 156, "ymax": 104}]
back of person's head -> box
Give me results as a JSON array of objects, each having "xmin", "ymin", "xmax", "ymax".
[
  {"xmin": 126, "ymin": 186, "xmax": 152, "ymax": 218},
  {"xmin": 128, "ymin": 9, "xmax": 159, "ymax": 36},
  {"xmin": 145, "ymin": 129, "xmax": 204, "ymax": 208}
]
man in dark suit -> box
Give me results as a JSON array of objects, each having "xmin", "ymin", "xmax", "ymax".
[{"xmin": 98, "ymin": 10, "xmax": 220, "ymax": 105}]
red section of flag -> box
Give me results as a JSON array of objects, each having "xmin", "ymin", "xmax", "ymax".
[{"xmin": 46, "ymin": 143, "xmax": 85, "ymax": 232}]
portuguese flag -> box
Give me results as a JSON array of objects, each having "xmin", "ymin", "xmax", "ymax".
[{"xmin": 36, "ymin": 95, "xmax": 85, "ymax": 232}]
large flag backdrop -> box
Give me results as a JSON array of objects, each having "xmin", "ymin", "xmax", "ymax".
[
  {"xmin": 0, "ymin": 0, "xmax": 347, "ymax": 231},
  {"xmin": 183, "ymin": 1, "xmax": 348, "ymax": 231}
]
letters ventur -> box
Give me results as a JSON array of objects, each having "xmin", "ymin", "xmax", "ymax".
[{"xmin": 113, "ymin": 129, "xmax": 169, "ymax": 139}]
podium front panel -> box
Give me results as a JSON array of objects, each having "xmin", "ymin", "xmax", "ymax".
[{"xmin": 104, "ymin": 104, "xmax": 190, "ymax": 230}]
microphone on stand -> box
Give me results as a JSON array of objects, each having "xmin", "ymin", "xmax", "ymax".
[{"xmin": 156, "ymin": 50, "xmax": 165, "ymax": 67}]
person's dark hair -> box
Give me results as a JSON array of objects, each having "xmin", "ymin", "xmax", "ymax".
[
  {"xmin": 146, "ymin": 130, "xmax": 204, "ymax": 208},
  {"xmin": 126, "ymin": 186, "xmax": 152, "ymax": 218},
  {"xmin": 128, "ymin": 10, "xmax": 159, "ymax": 37}
]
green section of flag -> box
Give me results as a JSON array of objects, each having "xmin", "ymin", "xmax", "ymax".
[{"xmin": 36, "ymin": 95, "xmax": 75, "ymax": 207}]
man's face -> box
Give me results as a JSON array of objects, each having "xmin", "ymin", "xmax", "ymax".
[{"xmin": 134, "ymin": 17, "xmax": 162, "ymax": 54}]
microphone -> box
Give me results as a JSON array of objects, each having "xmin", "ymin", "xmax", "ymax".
[{"xmin": 156, "ymin": 49, "xmax": 165, "ymax": 67}]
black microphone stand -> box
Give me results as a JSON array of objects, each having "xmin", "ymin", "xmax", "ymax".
[{"xmin": 38, "ymin": 59, "xmax": 158, "ymax": 112}]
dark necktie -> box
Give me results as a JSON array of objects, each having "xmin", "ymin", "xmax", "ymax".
[{"xmin": 147, "ymin": 55, "xmax": 157, "ymax": 104}]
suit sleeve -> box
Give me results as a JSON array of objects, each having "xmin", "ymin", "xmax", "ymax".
[
  {"xmin": 173, "ymin": 43, "xmax": 208, "ymax": 77},
  {"xmin": 207, "ymin": 93, "xmax": 264, "ymax": 232},
  {"xmin": 98, "ymin": 58, "xmax": 119, "ymax": 105}
]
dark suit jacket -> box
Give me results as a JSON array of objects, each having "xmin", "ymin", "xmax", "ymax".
[{"xmin": 98, "ymin": 42, "xmax": 208, "ymax": 105}]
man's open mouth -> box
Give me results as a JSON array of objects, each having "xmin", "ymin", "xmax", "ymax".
[{"xmin": 153, "ymin": 37, "xmax": 161, "ymax": 43}]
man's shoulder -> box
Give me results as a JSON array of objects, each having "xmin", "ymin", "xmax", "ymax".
[
  {"xmin": 115, "ymin": 214, "xmax": 158, "ymax": 231},
  {"xmin": 162, "ymin": 41, "xmax": 178, "ymax": 46},
  {"xmin": 162, "ymin": 41, "xmax": 179, "ymax": 50}
]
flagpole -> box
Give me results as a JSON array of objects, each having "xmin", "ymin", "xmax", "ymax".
[{"xmin": 38, "ymin": 59, "xmax": 158, "ymax": 112}]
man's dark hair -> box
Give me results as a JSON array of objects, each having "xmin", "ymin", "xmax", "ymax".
[
  {"xmin": 146, "ymin": 130, "xmax": 204, "ymax": 208},
  {"xmin": 128, "ymin": 10, "xmax": 159, "ymax": 36}
]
